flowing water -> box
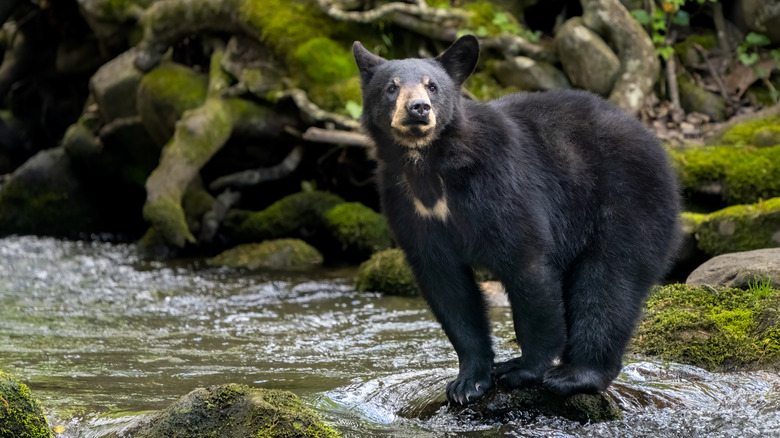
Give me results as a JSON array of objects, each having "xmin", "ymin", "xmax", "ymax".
[{"xmin": 1, "ymin": 236, "xmax": 779, "ymax": 437}]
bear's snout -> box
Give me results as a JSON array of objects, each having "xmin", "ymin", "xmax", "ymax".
[{"xmin": 407, "ymin": 99, "xmax": 431, "ymax": 121}]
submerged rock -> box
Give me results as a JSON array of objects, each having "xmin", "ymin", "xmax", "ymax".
[
  {"xmin": 0, "ymin": 370, "xmax": 53, "ymax": 438},
  {"xmin": 355, "ymin": 248, "xmax": 419, "ymax": 297},
  {"xmin": 687, "ymin": 248, "xmax": 780, "ymax": 289},
  {"xmin": 129, "ymin": 384, "xmax": 339, "ymax": 438},
  {"xmin": 631, "ymin": 283, "xmax": 780, "ymax": 371},
  {"xmin": 207, "ymin": 239, "xmax": 323, "ymax": 271}
]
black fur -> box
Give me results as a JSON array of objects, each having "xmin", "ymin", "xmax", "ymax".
[{"xmin": 353, "ymin": 36, "xmax": 681, "ymax": 406}]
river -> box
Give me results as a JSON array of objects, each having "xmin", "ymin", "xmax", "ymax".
[{"xmin": 1, "ymin": 236, "xmax": 778, "ymax": 437}]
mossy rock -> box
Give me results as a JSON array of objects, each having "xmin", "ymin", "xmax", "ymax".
[
  {"xmin": 137, "ymin": 62, "xmax": 209, "ymax": 145},
  {"xmin": 207, "ymin": 239, "xmax": 324, "ymax": 271},
  {"xmin": 0, "ymin": 148, "xmax": 103, "ymax": 237},
  {"xmin": 0, "ymin": 371, "xmax": 53, "ymax": 438},
  {"xmin": 129, "ymin": 384, "xmax": 339, "ymax": 438},
  {"xmin": 631, "ymin": 283, "xmax": 780, "ymax": 371},
  {"xmin": 238, "ymin": 191, "xmax": 344, "ymax": 242},
  {"xmin": 323, "ymin": 202, "xmax": 392, "ymax": 260},
  {"xmin": 355, "ymin": 249, "xmax": 419, "ymax": 296},
  {"xmin": 718, "ymin": 115, "xmax": 780, "ymax": 147},
  {"xmin": 677, "ymin": 75, "xmax": 727, "ymax": 122},
  {"xmin": 668, "ymin": 144, "xmax": 780, "ymax": 205},
  {"xmin": 693, "ymin": 197, "xmax": 780, "ymax": 256}
]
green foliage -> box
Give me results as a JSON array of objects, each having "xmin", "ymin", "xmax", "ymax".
[
  {"xmin": 0, "ymin": 371, "xmax": 53, "ymax": 438},
  {"xmin": 630, "ymin": 0, "xmax": 717, "ymax": 60},
  {"xmin": 633, "ymin": 283, "xmax": 780, "ymax": 370},
  {"xmin": 748, "ymin": 277, "xmax": 775, "ymax": 299},
  {"xmin": 344, "ymin": 100, "xmax": 362, "ymax": 119},
  {"xmin": 458, "ymin": 2, "xmax": 539, "ymax": 41}
]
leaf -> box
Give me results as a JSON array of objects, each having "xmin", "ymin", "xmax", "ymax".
[
  {"xmin": 672, "ymin": 10, "xmax": 690, "ymax": 26},
  {"xmin": 476, "ymin": 26, "xmax": 489, "ymax": 37},
  {"xmin": 658, "ymin": 46, "xmax": 675, "ymax": 61},
  {"xmin": 630, "ymin": 9, "xmax": 651, "ymax": 25},
  {"xmin": 746, "ymin": 32, "xmax": 771, "ymax": 47},
  {"xmin": 739, "ymin": 52, "xmax": 759, "ymax": 66},
  {"xmin": 492, "ymin": 12, "xmax": 509, "ymax": 26},
  {"xmin": 345, "ymin": 100, "xmax": 362, "ymax": 119}
]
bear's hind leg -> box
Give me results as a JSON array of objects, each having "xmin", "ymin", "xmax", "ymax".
[
  {"xmin": 494, "ymin": 266, "xmax": 567, "ymax": 389},
  {"xmin": 543, "ymin": 252, "xmax": 652, "ymax": 396}
]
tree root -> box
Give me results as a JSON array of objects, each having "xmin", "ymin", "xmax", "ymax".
[{"xmin": 209, "ymin": 145, "xmax": 304, "ymax": 191}]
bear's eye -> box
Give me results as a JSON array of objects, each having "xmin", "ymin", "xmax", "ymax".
[
  {"xmin": 386, "ymin": 85, "xmax": 397, "ymax": 94},
  {"xmin": 428, "ymin": 84, "xmax": 437, "ymax": 93}
]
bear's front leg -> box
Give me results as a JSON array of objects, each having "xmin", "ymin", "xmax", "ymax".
[{"xmin": 407, "ymin": 252, "xmax": 494, "ymax": 406}]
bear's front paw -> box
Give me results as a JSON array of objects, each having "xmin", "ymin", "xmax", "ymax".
[
  {"xmin": 493, "ymin": 357, "xmax": 545, "ymax": 389},
  {"xmin": 445, "ymin": 373, "xmax": 492, "ymax": 406},
  {"xmin": 543, "ymin": 364, "xmax": 604, "ymax": 396}
]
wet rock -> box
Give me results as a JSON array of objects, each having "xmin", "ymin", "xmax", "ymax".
[
  {"xmin": 0, "ymin": 147, "xmax": 103, "ymax": 237},
  {"xmin": 355, "ymin": 248, "xmax": 419, "ymax": 297},
  {"xmin": 692, "ymin": 197, "xmax": 780, "ymax": 256},
  {"xmin": 555, "ymin": 17, "xmax": 620, "ymax": 96},
  {"xmin": 678, "ymin": 75, "xmax": 727, "ymax": 122},
  {"xmin": 89, "ymin": 48, "xmax": 143, "ymax": 123},
  {"xmin": 128, "ymin": 384, "xmax": 339, "ymax": 438},
  {"xmin": 494, "ymin": 56, "xmax": 570, "ymax": 91},
  {"xmin": 0, "ymin": 370, "xmax": 53, "ymax": 438},
  {"xmin": 207, "ymin": 239, "xmax": 323, "ymax": 271},
  {"xmin": 238, "ymin": 191, "xmax": 344, "ymax": 242},
  {"xmin": 405, "ymin": 386, "xmax": 621, "ymax": 424},
  {"xmin": 687, "ymin": 248, "xmax": 780, "ymax": 289},
  {"xmin": 460, "ymin": 386, "xmax": 622, "ymax": 424},
  {"xmin": 323, "ymin": 202, "xmax": 392, "ymax": 261},
  {"xmin": 631, "ymin": 283, "xmax": 780, "ymax": 371}
]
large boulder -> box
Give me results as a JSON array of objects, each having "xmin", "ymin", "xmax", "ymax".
[
  {"xmin": 0, "ymin": 370, "xmax": 53, "ymax": 438},
  {"xmin": 493, "ymin": 57, "xmax": 570, "ymax": 91},
  {"xmin": 686, "ymin": 248, "xmax": 780, "ymax": 289},
  {"xmin": 631, "ymin": 283, "xmax": 780, "ymax": 371},
  {"xmin": 555, "ymin": 17, "xmax": 620, "ymax": 96},
  {"xmin": 89, "ymin": 48, "xmax": 144, "ymax": 123},
  {"xmin": 128, "ymin": 384, "xmax": 339, "ymax": 438},
  {"xmin": 207, "ymin": 239, "xmax": 324, "ymax": 271}
]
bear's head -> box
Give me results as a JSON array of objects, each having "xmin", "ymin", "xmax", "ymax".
[{"xmin": 353, "ymin": 35, "xmax": 479, "ymax": 152}]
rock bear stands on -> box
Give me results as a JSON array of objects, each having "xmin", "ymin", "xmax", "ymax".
[{"xmin": 353, "ymin": 35, "xmax": 681, "ymax": 406}]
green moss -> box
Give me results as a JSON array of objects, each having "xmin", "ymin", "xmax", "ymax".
[
  {"xmin": 239, "ymin": 191, "xmax": 344, "ymax": 241},
  {"xmin": 308, "ymin": 77, "xmax": 363, "ymax": 114},
  {"xmin": 355, "ymin": 249, "xmax": 419, "ymax": 297},
  {"xmin": 142, "ymin": 197, "xmax": 195, "ymax": 247},
  {"xmin": 674, "ymin": 34, "xmax": 716, "ymax": 68},
  {"xmin": 132, "ymin": 384, "xmax": 339, "ymax": 438},
  {"xmin": 693, "ymin": 196, "xmax": 780, "ymax": 256},
  {"xmin": 0, "ymin": 371, "xmax": 54, "ymax": 438},
  {"xmin": 323, "ymin": 203, "xmax": 392, "ymax": 260},
  {"xmin": 207, "ymin": 239, "xmax": 324, "ymax": 271},
  {"xmin": 632, "ymin": 284, "xmax": 780, "ymax": 370},
  {"xmin": 294, "ymin": 37, "xmax": 357, "ymax": 85},
  {"xmin": 99, "ymin": 0, "xmax": 152, "ymax": 21},
  {"xmin": 721, "ymin": 115, "xmax": 780, "ymax": 146},
  {"xmin": 668, "ymin": 144, "xmax": 780, "ymax": 204},
  {"xmin": 677, "ymin": 75, "xmax": 727, "ymax": 122},
  {"xmin": 465, "ymin": 69, "xmax": 520, "ymax": 101},
  {"xmin": 140, "ymin": 63, "xmax": 209, "ymax": 117}
]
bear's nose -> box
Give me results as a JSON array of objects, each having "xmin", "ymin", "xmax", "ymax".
[{"xmin": 407, "ymin": 99, "xmax": 431, "ymax": 119}]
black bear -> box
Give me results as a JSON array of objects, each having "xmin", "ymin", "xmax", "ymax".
[{"xmin": 353, "ymin": 35, "xmax": 680, "ymax": 406}]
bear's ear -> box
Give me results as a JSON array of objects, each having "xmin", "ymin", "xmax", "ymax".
[
  {"xmin": 435, "ymin": 35, "xmax": 480, "ymax": 86},
  {"xmin": 353, "ymin": 41, "xmax": 386, "ymax": 84}
]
